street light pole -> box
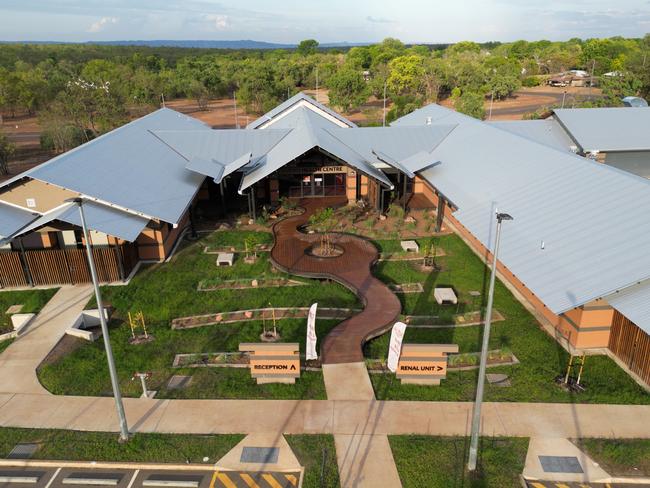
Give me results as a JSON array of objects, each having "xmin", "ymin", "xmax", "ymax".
[
  {"xmin": 383, "ymin": 82, "xmax": 387, "ymax": 127},
  {"xmin": 467, "ymin": 211, "xmax": 513, "ymax": 471},
  {"xmin": 71, "ymin": 198, "xmax": 129, "ymax": 442}
]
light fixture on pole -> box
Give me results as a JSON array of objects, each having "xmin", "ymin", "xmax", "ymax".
[
  {"xmin": 67, "ymin": 197, "xmax": 129, "ymax": 442},
  {"xmin": 383, "ymin": 81, "xmax": 387, "ymax": 127},
  {"xmin": 467, "ymin": 211, "xmax": 513, "ymax": 471}
]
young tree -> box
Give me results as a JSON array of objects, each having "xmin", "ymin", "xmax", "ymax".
[
  {"xmin": 453, "ymin": 90, "xmax": 486, "ymax": 119},
  {"xmin": 327, "ymin": 68, "xmax": 368, "ymax": 112},
  {"xmin": 387, "ymin": 55, "xmax": 426, "ymax": 98},
  {"xmin": 0, "ymin": 130, "xmax": 15, "ymax": 175}
]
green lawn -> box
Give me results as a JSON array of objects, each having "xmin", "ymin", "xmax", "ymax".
[
  {"xmin": 574, "ymin": 439, "xmax": 650, "ymax": 476},
  {"xmin": 389, "ymin": 436, "xmax": 528, "ymax": 488},
  {"xmin": 0, "ymin": 338, "xmax": 12, "ymax": 354},
  {"xmin": 0, "ymin": 288, "xmax": 58, "ymax": 334},
  {"xmin": 38, "ymin": 318, "xmax": 339, "ymax": 399},
  {"xmin": 286, "ymin": 435, "xmax": 339, "ymax": 488},
  {"xmin": 0, "ymin": 427, "xmax": 243, "ymax": 464},
  {"xmin": 367, "ymin": 234, "xmax": 650, "ymax": 404}
]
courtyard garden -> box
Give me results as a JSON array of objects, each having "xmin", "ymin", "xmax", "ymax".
[
  {"xmin": 37, "ymin": 230, "xmax": 357, "ymax": 399},
  {"xmin": 31, "ymin": 217, "xmax": 649, "ymax": 404}
]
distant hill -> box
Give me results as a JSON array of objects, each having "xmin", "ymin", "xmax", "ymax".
[{"xmin": 0, "ymin": 39, "xmax": 372, "ymax": 50}]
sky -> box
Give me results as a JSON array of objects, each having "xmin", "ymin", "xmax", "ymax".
[{"xmin": 1, "ymin": 0, "xmax": 649, "ymax": 43}]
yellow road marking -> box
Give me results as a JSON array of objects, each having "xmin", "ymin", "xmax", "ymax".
[
  {"xmin": 209, "ymin": 472, "xmax": 218, "ymax": 488},
  {"xmin": 528, "ymin": 483, "xmax": 547, "ymax": 488},
  {"xmin": 215, "ymin": 472, "xmax": 238, "ymax": 488},
  {"xmin": 240, "ymin": 473, "xmax": 261, "ymax": 488},
  {"xmin": 285, "ymin": 473, "xmax": 298, "ymax": 486},
  {"xmin": 555, "ymin": 484, "xmax": 571, "ymax": 488},
  {"xmin": 262, "ymin": 473, "xmax": 284, "ymax": 488}
]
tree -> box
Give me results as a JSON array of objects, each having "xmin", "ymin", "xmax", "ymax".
[
  {"xmin": 453, "ymin": 90, "xmax": 485, "ymax": 119},
  {"xmin": 308, "ymin": 207, "xmax": 336, "ymax": 256},
  {"xmin": 0, "ymin": 130, "xmax": 15, "ymax": 175},
  {"xmin": 297, "ymin": 39, "xmax": 319, "ymax": 56},
  {"xmin": 327, "ymin": 68, "xmax": 368, "ymax": 112},
  {"xmin": 387, "ymin": 55, "xmax": 426, "ymax": 98}
]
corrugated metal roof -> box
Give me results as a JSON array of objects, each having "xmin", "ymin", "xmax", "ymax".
[
  {"xmin": 240, "ymin": 107, "xmax": 393, "ymax": 192},
  {"xmin": 153, "ymin": 129, "xmax": 291, "ymax": 182},
  {"xmin": 402, "ymin": 103, "xmax": 650, "ymax": 314},
  {"xmin": 488, "ymin": 119, "xmax": 576, "ymax": 153},
  {"xmin": 9, "ymin": 201, "xmax": 148, "ymax": 242},
  {"xmin": 325, "ymin": 125, "xmax": 456, "ymax": 176},
  {"xmin": 606, "ymin": 281, "xmax": 650, "ymax": 335},
  {"xmin": 392, "ymin": 103, "xmax": 471, "ymax": 127},
  {"xmin": 0, "ymin": 202, "xmax": 38, "ymax": 241},
  {"xmin": 247, "ymin": 92, "xmax": 357, "ymax": 129},
  {"xmin": 2, "ymin": 108, "xmax": 211, "ymax": 225},
  {"xmin": 553, "ymin": 107, "xmax": 650, "ymax": 152}
]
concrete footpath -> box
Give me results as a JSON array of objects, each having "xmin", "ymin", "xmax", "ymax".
[{"xmin": 0, "ymin": 285, "xmax": 92, "ymax": 395}]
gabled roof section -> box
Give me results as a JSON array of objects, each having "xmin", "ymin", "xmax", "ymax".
[
  {"xmin": 1, "ymin": 108, "xmax": 211, "ymax": 225},
  {"xmin": 153, "ymin": 129, "xmax": 291, "ymax": 183},
  {"xmin": 325, "ymin": 125, "xmax": 456, "ymax": 177},
  {"xmin": 0, "ymin": 202, "xmax": 39, "ymax": 242},
  {"xmin": 239, "ymin": 107, "xmax": 392, "ymax": 192},
  {"xmin": 247, "ymin": 92, "xmax": 357, "ymax": 129},
  {"xmin": 4, "ymin": 201, "xmax": 149, "ymax": 243},
  {"xmin": 553, "ymin": 107, "xmax": 650, "ymax": 153},
  {"xmin": 392, "ymin": 103, "xmax": 473, "ymax": 127}
]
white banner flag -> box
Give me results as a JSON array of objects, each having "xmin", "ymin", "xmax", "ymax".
[
  {"xmin": 387, "ymin": 321, "xmax": 407, "ymax": 373},
  {"xmin": 306, "ymin": 302, "xmax": 318, "ymax": 360}
]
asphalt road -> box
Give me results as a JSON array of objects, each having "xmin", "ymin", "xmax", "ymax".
[{"xmin": 0, "ymin": 466, "xmax": 301, "ymax": 488}]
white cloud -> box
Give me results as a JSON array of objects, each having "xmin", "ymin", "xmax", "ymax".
[
  {"xmin": 87, "ymin": 16, "xmax": 118, "ymax": 33},
  {"xmin": 203, "ymin": 13, "xmax": 230, "ymax": 30}
]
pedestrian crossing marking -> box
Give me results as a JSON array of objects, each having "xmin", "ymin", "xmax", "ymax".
[
  {"xmin": 262, "ymin": 473, "xmax": 284, "ymax": 488},
  {"xmin": 240, "ymin": 473, "xmax": 260, "ymax": 488}
]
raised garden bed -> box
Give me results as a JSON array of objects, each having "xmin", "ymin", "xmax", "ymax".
[
  {"xmin": 171, "ymin": 307, "xmax": 360, "ymax": 329},
  {"xmin": 403, "ymin": 310, "xmax": 505, "ymax": 327},
  {"xmin": 173, "ymin": 352, "xmax": 322, "ymax": 370},
  {"xmin": 204, "ymin": 244, "xmax": 270, "ymax": 254},
  {"xmin": 197, "ymin": 278, "xmax": 308, "ymax": 291},
  {"xmin": 366, "ymin": 349, "xmax": 518, "ymax": 373},
  {"xmin": 389, "ymin": 283, "xmax": 424, "ymax": 294},
  {"xmin": 378, "ymin": 248, "xmax": 446, "ymax": 261}
]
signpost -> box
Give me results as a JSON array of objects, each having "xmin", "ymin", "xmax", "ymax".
[
  {"xmin": 396, "ymin": 344, "xmax": 459, "ymax": 385},
  {"xmin": 239, "ymin": 343, "xmax": 301, "ymax": 384}
]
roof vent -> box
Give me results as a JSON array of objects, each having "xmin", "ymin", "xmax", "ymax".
[
  {"xmin": 26, "ymin": 198, "xmax": 36, "ymax": 208},
  {"xmin": 569, "ymin": 145, "xmax": 579, "ymax": 154},
  {"xmin": 426, "ymin": 117, "xmax": 432, "ymax": 125}
]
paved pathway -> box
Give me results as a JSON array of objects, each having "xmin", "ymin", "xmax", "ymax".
[
  {"xmin": 270, "ymin": 197, "xmax": 402, "ymax": 364},
  {"xmin": 0, "ymin": 285, "xmax": 92, "ymax": 395}
]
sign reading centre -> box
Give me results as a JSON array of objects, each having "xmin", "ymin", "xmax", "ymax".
[
  {"xmin": 239, "ymin": 343, "xmax": 300, "ymax": 384},
  {"xmin": 396, "ymin": 344, "xmax": 459, "ymax": 385}
]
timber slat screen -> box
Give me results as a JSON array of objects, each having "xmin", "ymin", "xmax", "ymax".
[
  {"xmin": 0, "ymin": 246, "xmax": 133, "ymax": 287},
  {"xmin": 609, "ymin": 311, "xmax": 650, "ymax": 385},
  {"xmin": 0, "ymin": 252, "xmax": 28, "ymax": 287}
]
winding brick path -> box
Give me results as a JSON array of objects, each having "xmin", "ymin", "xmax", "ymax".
[{"xmin": 270, "ymin": 197, "xmax": 402, "ymax": 364}]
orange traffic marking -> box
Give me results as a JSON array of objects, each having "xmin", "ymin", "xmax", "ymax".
[
  {"xmin": 262, "ymin": 473, "xmax": 283, "ymax": 488},
  {"xmin": 240, "ymin": 473, "xmax": 261, "ymax": 488},
  {"xmin": 285, "ymin": 473, "xmax": 298, "ymax": 486}
]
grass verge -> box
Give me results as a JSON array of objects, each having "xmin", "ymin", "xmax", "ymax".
[
  {"xmin": 389, "ymin": 435, "xmax": 528, "ymax": 488},
  {"xmin": 285, "ymin": 435, "xmax": 339, "ymax": 488},
  {"xmin": 0, "ymin": 427, "xmax": 243, "ymax": 464},
  {"xmin": 0, "ymin": 288, "xmax": 58, "ymax": 334},
  {"xmin": 574, "ymin": 438, "xmax": 650, "ymax": 477}
]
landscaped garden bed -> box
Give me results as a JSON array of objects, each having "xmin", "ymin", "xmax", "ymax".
[
  {"xmin": 365, "ymin": 349, "xmax": 518, "ymax": 373},
  {"xmin": 389, "ymin": 283, "xmax": 424, "ymax": 294},
  {"xmin": 171, "ymin": 307, "xmax": 359, "ymax": 329},
  {"xmin": 197, "ymin": 278, "xmax": 308, "ymax": 291},
  {"xmin": 172, "ymin": 352, "xmax": 322, "ymax": 370}
]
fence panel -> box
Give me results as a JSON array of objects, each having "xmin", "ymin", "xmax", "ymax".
[
  {"xmin": 609, "ymin": 311, "xmax": 650, "ymax": 386},
  {"xmin": 0, "ymin": 252, "xmax": 28, "ymax": 288}
]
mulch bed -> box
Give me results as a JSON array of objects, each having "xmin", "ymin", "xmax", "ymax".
[{"xmin": 197, "ymin": 278, "xmax": 308, "ymax": 291}]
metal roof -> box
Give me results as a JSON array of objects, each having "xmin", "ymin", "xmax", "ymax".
[
  {"xmin": 153, "ymin": 129, "xmax": 291, "ymax": 183},
  {"xmin": 247, "ymin": 92, "xmax": 357, "ymax": 129},
  {"xmin": 325, "ymin": 125, "xmax": 456, "ymax": 177},
  {"xmin": 488, "ymin": 119, "xmax": 576, "ymax": 153},
  {"xmin": 553, "ymin": 107, "xmax": 650, "ymax": 152},
  {"xmin": 402, "ymin": 103, "xmax": 650, "ymax": 314},
  {"xmin": 1, "ymin": 108, "xmax": 211, "ymax": 225},
  {"xmin": 392, "ymin": 103, "xmax": 470, "ymax": 127},
  {"xmin": 8, "ymin": 201, "xmax": 149, "ymax": 242},
  {"xmin": 0, "ymin": 202, "xmax": 38, "ymax": 241},
  {"xmin": 606, "ymin": 280, "xmax": 650, "ymax": 335},
  {"xmin": 240, "ymin": 107, "xmax": 393, "ymax": 192}
]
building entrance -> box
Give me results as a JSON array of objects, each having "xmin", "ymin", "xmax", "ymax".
[{"xmin": 280, "ymin": 167, "xmax": 347, "ymax": 198}]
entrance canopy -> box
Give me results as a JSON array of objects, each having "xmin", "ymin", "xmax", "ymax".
[{"xmin": 154, "ymin": 93, "xmax": 457, "ymax": 194}]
